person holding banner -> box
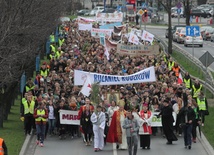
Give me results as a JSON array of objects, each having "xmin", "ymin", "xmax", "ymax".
[
  {"xmin": 139, "ymin": 103, "xmax": 152, "ymax": 149},
  {"xmin": 157, "ymin": 99, "xmax": 178, "ymax": 145},
  {"xmin": 56, "ymin": 99, "xmax": 69, "ymax": 139},
  {"xmin": 90, "ymin": 105, "xmax": 106, "ymax": 152},
  {"xmin": 80, "ymin": 105, "xmax": 93, "ymax": 146}
]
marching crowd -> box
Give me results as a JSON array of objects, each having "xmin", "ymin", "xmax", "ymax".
[{"xmin": 20, "ymin": 18, "xmax": 209, "ymax": 154}]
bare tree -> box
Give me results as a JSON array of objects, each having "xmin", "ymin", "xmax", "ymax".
[
  {"xmin": 183, "ymin": 0, "xmax": 191, "ymax": 26},
  {"xmin": 158, "ymin": 0, "xmax": 173, "ymax": 54},
  {"xmin": 0, "ymin": 0, "xmax": 67, "ymax": 127}
]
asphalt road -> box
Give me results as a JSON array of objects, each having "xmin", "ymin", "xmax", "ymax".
[
  {"xmin": 30, "ymin": 133, "xmax": 209, "ymax": 155},
  {"xmin": 146, "ymin": 27, "xmax": 214, "ymax": 70}
]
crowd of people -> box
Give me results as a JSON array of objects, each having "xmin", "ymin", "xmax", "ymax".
[{"xmin": 20, "ymin": 17, "xmax": 209, "ymax": 153}]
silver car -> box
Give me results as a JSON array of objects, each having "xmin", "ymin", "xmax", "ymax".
[
  {"xmin": 173, "ymin": 27, "xmax": 182, "ymax": 42},
  {"xmin": 184, "ymin": 35, "xmax": 203, "ymax": 47},
  {"xmin": 177, "ymin": 29, "xmax": 186, "ymax": 44}
]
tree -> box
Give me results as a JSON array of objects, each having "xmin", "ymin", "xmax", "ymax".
[
  {"xmin": 0, "ymin": 0, "xmax": 67, "ymax": 128},
  {"xmin": 158, "ymin": 0, "xmax": 172, "ymax": 54},
  {"xmin": 183, "ymin": 0, "xmax": 191, "ymax": 26}
]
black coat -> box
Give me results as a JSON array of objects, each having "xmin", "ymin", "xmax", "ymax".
[
  {"xmin": 178, "ymin": 106, "xmax": 196, "ymax": 125},
  {"xmin": 159, "ymin": 105, "xmax": 178, "ymax": 142},
  {"xmin": 80, "ymin": 111, "xmax": 93, "ymax": 134}
]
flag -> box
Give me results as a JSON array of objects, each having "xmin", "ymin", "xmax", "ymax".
[
  {"xmin": 80, "ymin": 75, "xmax": 92, "ymax": 97},
  {"xmin": 128, "ymin": 33, "xmax": 139, "ymax": 45},
  {"xmin": 141, "ymin": 30, "xmax": 154, "ymax": 43},
  {"xmin": 104, "ymin": 46, "xmax": 110, "ymax": 60},
  {"xmin": 177, "ymin": 73, "xmax": 183, "ymax": 84}
]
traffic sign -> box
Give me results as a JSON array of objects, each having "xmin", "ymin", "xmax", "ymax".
[
  {"xmin": 142, "ymin": 2, "xmax": 148, "ymax": 8},
  {"xmin": 186, "ymin": 26, "xmax": 200, "ymax": 36},
  {"xmin": 177, "ymin": 8, "xmax": 181, "ymax": 14},
  {"xmin": 138, "ymin": 9, "xmax": 144, "ymax": 16},
  {"xmin": 199, "ymin": 51, "xmax": 214, "ymax": 67},
  {"xmin": 177, "ymin": 2, "xmax": 182, "ymax": 9}
]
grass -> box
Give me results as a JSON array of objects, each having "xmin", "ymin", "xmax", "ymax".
[
  {"xmin": 202, "ymin": 107, "xmax": 214, "ymax": 148},
  {"xmin": 0, "ymin": 96, "xmax": 25, "ymax": 155}
]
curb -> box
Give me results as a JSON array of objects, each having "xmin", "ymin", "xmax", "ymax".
[
  {"xmin": 19, "ymin": 134, "xmax": 34, "ymax": 155},
  {"xmin": 198, "ymin": 132, "xmax": 214, "ymax": 155}
]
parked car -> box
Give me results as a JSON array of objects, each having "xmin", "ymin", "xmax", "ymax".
[
  {"xmin": 89, "ymin": 6, "xmax": 104, "ymax": 16},
  {"xmin": 165, "ymin": 25, "xmax": 186, "ymax": 38},
  {"xmin": 101, "ymin": 8, "xmax": 116, "ymax": 13},
  {"xmin": 177, "ymin": 28, "xmax": 186, "ymax": 43},
  {"xmin": 171, "ymin": 8, "xmax": 184, "ymax": 18},
  {"xmin": 190, "ymin": 9, "xmax": 211, "ymax": 18},
  {"xmin": 210, "ymin": 33, "xmax": 214, "ymax": 42},
  {"xmin": 77, "ymin": 9, "xmax": 90, "ymax": 16},
  {"xmin": 184, "ymin": 35, "xmax": 203, "ymax": 47},
  {"xmin": 200, "ymin": 26, "xmax": 213, "ymax": 36},
  {"xmin": 202, "ymin": 27, "xmax": 214, "ymax": 40}
]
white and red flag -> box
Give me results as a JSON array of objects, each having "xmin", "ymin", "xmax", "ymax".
[
  {"xmin": 128, "ymin": 33, "xmax": 139, "ymax": 45},
  {"xmin": 80, "ymin": 75, "xmax": 92, "ymax": 97},
  {"xmin": 177, "ymin": 73, "xmax": 183, "ymax": 84}
]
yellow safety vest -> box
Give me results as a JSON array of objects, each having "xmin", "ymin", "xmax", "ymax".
[
  {"xmin": 22, "ymin": 100, "xmax": 35, "ymax": 114},
  {"xmin": 58, "ymin": 38, "xmax": 65, "ymax": 47},
  {"xmin": 40, "ymin": 69, "xmax": 48, "ymax": 78},
  {"xmin": 168, "ymin": 61, "xmax": 174, "ymax": 70},
  {"xmin": 197, "ymin": 98, "xmax": 206, "ymax": 110},
  {"xmin": 184, "ymin": 78, "xmax": 191, "ymax": 88},
  {"xmin": 25, "ymin": 85, "xmax": 35, "ymax": 92},
  {"xmin": 192, "ymin": 84, "xmax": 202, "ymax": 98},
  {"xmin": 50, "ymin": 45, "xmax": 56, "ymax": 53},
  {"xmin": 50, "ymin": 35, "xmax": 55, "ymax": 43},
  {"xmin": 35, "ymin": 109, "xmax": 47, "ymax": 122},
  {"xmin": 0, "ymin": 138, "xmax": 4, "ymax": 155}
]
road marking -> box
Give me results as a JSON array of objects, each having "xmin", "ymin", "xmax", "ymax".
[{"xmin": 113, "ymin": 143, "xmax": 117, "ymax": 155}]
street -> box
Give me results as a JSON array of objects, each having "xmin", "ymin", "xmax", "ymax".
[{"xmin": 31, "ymin": 133, "xmax": 208, "ymax": 155}]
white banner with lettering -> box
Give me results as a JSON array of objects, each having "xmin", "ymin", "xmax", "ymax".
[
  {"xmin": 96, "ymin": 12, "xmax": 123, "ymax": 22},
  {"xmin": 91, "ymin": 28, "xmax": 112, "ymax": 37},
  {"xmin": 60, "ymin": 110, "xmax": 80, "ymax": 125},
  {"xmin": 74, "ymin": 66, "xmax": 156, "ymax": 86},
  {"xmin": 78, "ymin": 23, "xmax": 93, "ymax": 31}
]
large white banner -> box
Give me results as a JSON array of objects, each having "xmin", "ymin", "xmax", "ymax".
[
  {"xmin": 91, "ymin": 28, "xmax": 112, "ymax": 37},
  {"xmin": 96, "ymin": 12, "xmax": 123, "ymax": 22},
  {"xmin": 78, "ymin": 23, "xmax": 93, "ymax": 31},
  {"xmin": 60, "ymin": 110, "xmax": 80, "ymax": 125},
  {"xmin": 74, "ymin": 66, "xmax": 156, "ymax": 86}
]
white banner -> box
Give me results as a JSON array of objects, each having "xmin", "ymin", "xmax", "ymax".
[
  {"xmin": 96, "ymin": 12, "xmax": 123, "ymax": 22},
  {"xmin": 150, "ymin": 112, "xmax": 177, "ymax": 127},
  {"xmin": 91, "ymin": 28, "xmax": 112, "ymax": 37},
  {"xmin": 141, "ymin": 30, "xmax": 154, "ymax": 43},
  {"xmin": 60, "ymin": 110, "xmax": 80, "ymax": 125},
  {"xmin": 74, "ymin": 66, "xmax": 156, "ymax": 86},
  {"xmin": 78, "ymin": 23, "xmax": 93, "ymax": 31}
]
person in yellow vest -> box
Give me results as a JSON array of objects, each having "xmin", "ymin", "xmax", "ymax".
[
  {"xmin": 50, "ymin": 43, "xmax": 56, "ymax": 54},
  {"xmin": 58, "ymin": 36, "xmax": 65, "ymax": 47},
  {"xmin": 40, "ymin": 62, "xmax": 49, "ymax": 79},
  {"xmin": 168, "ymin": 58, "xmax": 175, "ymax": 70},
  {"xmin": 196, "ymin": 92, "xmax": 208, "ymax": 126},
  {"xmin": 23, "ymin": 78, "xmax": 35, "ymax": 96},
  {"xmin": 34, "ymin": 102, "xmax": 48, "ymax": 147},
  {"xmin": 49, "ymin": 32, "xmax": 55, "ymax": 43},
  {"xmin": 21, "ymin": 95, "xmax": 36, "ymax": 135},
  {"xmin": 192, "ymin": 79, "xmax": 203, "ymax": 100},
  {"xmin": 0, "ymin": 138, "xmax": 8, "ymax": 155},
  {"xmin": 183, "ymin": 72, "xmax": 192, "ymax": 90}
]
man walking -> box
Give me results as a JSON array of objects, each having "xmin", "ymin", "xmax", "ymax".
[
  {"xmin": 90, "ymin": 105, "xmax": 106, "ymax": 152},
  {"xmin": 179, "ymin": 100, "xmax": 196, "ymax": 149},
  {"xmin": 123, "ymin": 111, "xmax": 140, "ymax": 155}
]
